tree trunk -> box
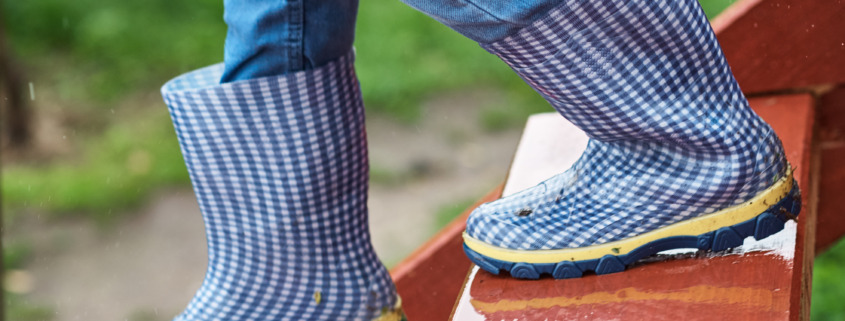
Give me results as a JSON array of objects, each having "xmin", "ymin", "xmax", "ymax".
[{"xmin": 0, "ymin": 5, "xmax": 32, "ymax": 149}]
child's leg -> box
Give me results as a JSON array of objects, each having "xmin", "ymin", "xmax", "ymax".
[
  {"xmin": 403, "ymin": 0, "xmax": 798, "ymax": 278},
  {"xmin": 220, "ymin": 0, "xmax": 359, "ymax": 82},
  {"xmin": 399, "ymin": 0, "xmax": 558, "ymax": 43},
  {"xmin": 161, "ymin": 1, "xmax": 402, "ymax": 319}
]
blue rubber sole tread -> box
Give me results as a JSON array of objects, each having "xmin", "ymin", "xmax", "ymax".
[{"xmin": 464, "ymin": 181, "xmax": 801, "ymax": 280}]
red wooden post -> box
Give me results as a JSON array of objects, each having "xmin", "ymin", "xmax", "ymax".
[{"xmin": 816, "ymin": 85, "xmax": 845, "ymax": 253}]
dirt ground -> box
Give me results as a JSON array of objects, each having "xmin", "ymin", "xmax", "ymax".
[{"xmin": 7, "ymin": 89, "xmax": 525, "ymax": 321}]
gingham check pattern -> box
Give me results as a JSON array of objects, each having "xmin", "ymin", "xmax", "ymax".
[
  {"xmin": 465, "ymin": 0, "xmax": 788, "ymax": 250},
  {"xmin": 161, "ymin": 52, "xmax": 397, "ymax": 320}
]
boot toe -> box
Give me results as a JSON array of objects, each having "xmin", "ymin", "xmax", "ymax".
[{"xmin": 466, "ymin": 205, "xmax": 535, "ymax": 250}]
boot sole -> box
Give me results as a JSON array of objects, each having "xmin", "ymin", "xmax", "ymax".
[{"xmin": 463, "ymin": 169, "xmax": 800, "ymax": 280}]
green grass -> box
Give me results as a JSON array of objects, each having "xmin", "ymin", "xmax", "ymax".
[
  {"xmin": 2, "ymin": 109, "xmax": 189, "ymax": 225},
  {"xmin": 2, "ymin": 0, "xmax": 544, "ymax": 121},
  {"xmin": 699, "ymin": 0, "xmax": 738, "ymax": 18},
  {"xmin": 3, "ymin": 0, "xmax": 225, "ymax": 103},
  {"xmin": 6, "ymin": 294, "xmax": 55, "ymax": 321},
  {"xmin": 0, "ymin": 0, "xmax": 736, "ymax": 119},
  {"xmin": 0, "ymin": 0, "xmax": 548, "ymax": 221},
  {"xmin": 1, "ymin": 0, "xmax": 547, "ymax": 222},
  {"xmin": 434, "ymin": 198, "xmax": 478, "ymax": 230},
  {"xmin": 356, "ymin": 1, "xmax": 548, "ymax": 122},
  {"xmin": 3, "ymin": 241, "xmax": 33, "ymax": 270},
  {"xmin": 480, "ymin": 100, "xmax": 552, "ymax": 133},
  {"xmin": 811, "ymin": 238, "xmax": 845, "ymax": 321}
]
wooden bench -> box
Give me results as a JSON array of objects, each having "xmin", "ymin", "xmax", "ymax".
[{"xmin": 389, "ymin": 0, "xmax": 845, "ymax": 320}]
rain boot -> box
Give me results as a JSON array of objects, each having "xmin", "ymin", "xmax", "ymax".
[
  {"xmin": 409, "ymin": 0, "xmax": 801, "ymax": 279},
  {"xmin": 161, "ymin": 51, "xmax": 404, "ymax": 319}
]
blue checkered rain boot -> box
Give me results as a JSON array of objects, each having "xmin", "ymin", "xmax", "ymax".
[
  {"xmin": 161, "ymin": 52, "xmax": 404, "ymax": 320},
  {"xmin": 450, "ymin": 0, "xmax": 802, "ymax": 279}
]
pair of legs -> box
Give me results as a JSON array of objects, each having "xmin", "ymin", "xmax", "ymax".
[{"xmin": 161, "ymin": 0, "xmax": 799, "ymax": 319}]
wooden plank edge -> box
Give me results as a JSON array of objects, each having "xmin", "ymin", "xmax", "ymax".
[
  {"xmin": 789, "ymin": 94, "xmax": 818, "ymax": 321},
  {"xmin": 448, "ymin": 265, "xmax": 478, "ymax": 320},
  {"xmin": 815, "ymin": 85, "xmax": 845, "ymax": 253}
]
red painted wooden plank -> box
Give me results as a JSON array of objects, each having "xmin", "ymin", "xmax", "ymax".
[
  {"xmin": 819, "ymin": 85, "xmax": 845, "ymax": 143},
  {"xmin": 816, "ymin": 85, "xmax": 845, "ymax": 253},
  {"xmin": 817, "ymin": 148, "xmax": 845, "ymax": 253},
  {"xmin": 390, "ymin": 185, "xmax": 503, "ymax": 321},
  {"xmin": 711, "ymin": 0, "xmax": 845, "ymax": 94},
  {"xmin": 759, "ymin": 94, "xmax": 817, "ymax": 321},
  {"xmin": 450, "ymin": 94, "xmax": 816, "ymax": 321},
  {"xmin": 464, "ymin": 253, "xmax": 792, "ymax": 321}
]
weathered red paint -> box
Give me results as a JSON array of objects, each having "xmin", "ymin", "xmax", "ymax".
[
  {"xmin": 712, "ymin": 0, "xmax": 845, "ymax": 94},
  {"xmin": 816, "ymin": 85, "xmax": 845, "ymax": 253},
  {"xmin": 466, "ymin": 253, "xmax": 792, "ymax": 321},
  {"xmin": 751, "ymin": 94, "xmax": 816, "ymax": 321}
]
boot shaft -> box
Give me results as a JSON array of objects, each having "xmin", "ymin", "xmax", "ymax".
[
  {"xmin": 162, "ymin": 52, "xmax": 374, "ymax": 262},
  {"xmin": 481, "ymin": 0, "xmax": 787, "ymax": 197},
  {"xmin": 482, "ymin": 0, "xmax": 771, "ymax": 153},
  {"xmin": 161, "ymin": 52, "xmax": 398, "ymax": 320}
]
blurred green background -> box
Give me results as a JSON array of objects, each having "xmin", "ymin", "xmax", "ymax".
[{"xmin": 1, "ymin": 0, "xmax": 842, "ymax": 320}]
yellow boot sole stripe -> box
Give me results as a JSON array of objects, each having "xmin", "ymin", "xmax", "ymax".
[{"xmin": 463, "ymin": 168, "xmax": 794, "ymax": 264}]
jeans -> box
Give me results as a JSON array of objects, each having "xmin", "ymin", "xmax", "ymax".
[
  {"xmin": 220, "ymin": 0, "xmax": 360, "ymax": 82},
  {"xmin": 221, "ymin": 0, "xmax": 560, "ymax": 82}
]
